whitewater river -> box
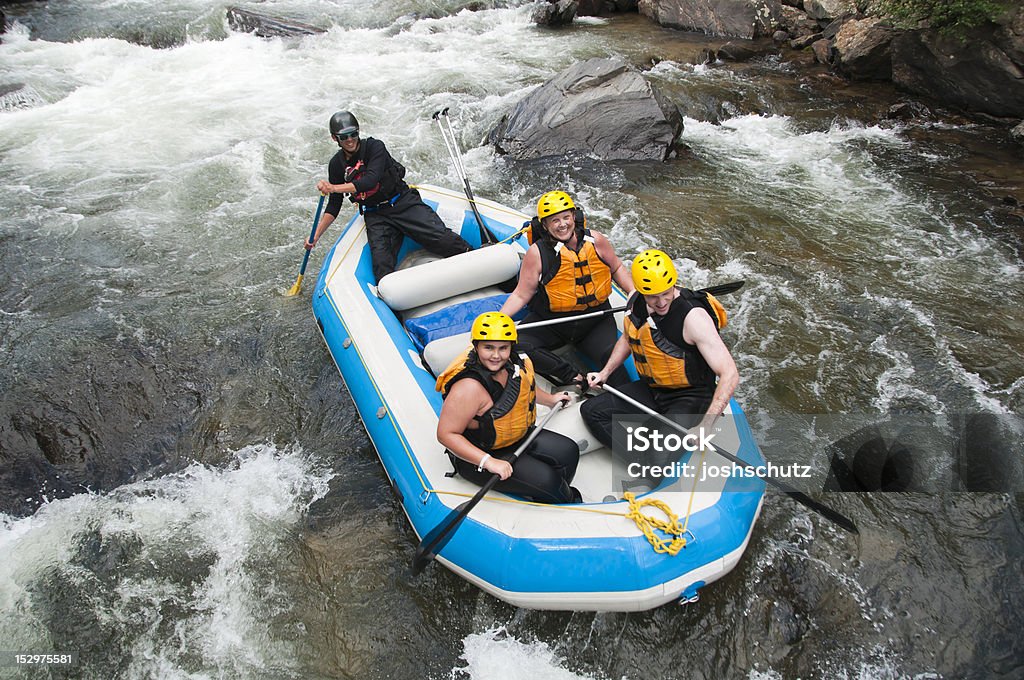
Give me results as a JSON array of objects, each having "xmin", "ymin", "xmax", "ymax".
[{"xmin": 1, "ymin": 1, "xmax": 1022, "ymax": 678}]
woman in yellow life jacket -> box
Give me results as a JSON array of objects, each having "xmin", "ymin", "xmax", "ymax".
[
  {"xmin": 436, "ymin": 312, "xmax": 583, "ymax": 504},
  {"xmin": 499, "ymin": 191, "xmax": 634, "ymax": 388},
  {"xmin": 580, "ymin": 249, "xmax": 739, "ymax": 451}
]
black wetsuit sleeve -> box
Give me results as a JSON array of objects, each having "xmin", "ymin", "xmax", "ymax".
[
  {"xmin": 325, "ymin": 150, "xmax": 347, "ymax": 218},
  {"xmin": 350, "ymin": 138, "xmax": 391, "ymax": 195}
]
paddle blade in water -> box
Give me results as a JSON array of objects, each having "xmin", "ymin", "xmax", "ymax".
[
  {"xmin": 284, "ymin": 274, "xmax": 304, "ymax": 297},
  {"xmin": 411, "ymin": 500, "xmax": 473, "ymax": 576}
]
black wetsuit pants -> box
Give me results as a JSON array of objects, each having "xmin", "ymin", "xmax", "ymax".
[
  {"xmin": 516, "ymin": 307, "xmax": 630, "ymax": 387},
  {"xmin": 364, "ymin": 188, "xmax": 472, "ymax": 283},
  {"xmin": 451, "ymin": 428, "xmax": 580, "ymax": 504},
  {"xmin": 580, "ymin": 380, "xmax": 715, "ymax": 450}
]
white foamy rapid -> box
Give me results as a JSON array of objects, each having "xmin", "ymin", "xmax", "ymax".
[
  {"xmin": 0, "ymin": 4, "xmax": 602, "ymax": 259},
  {"xmin": 680, "ymin": 114, "xmax": 915, "ymax": 228},
  {"xmin": 675, "ymin": 112, "xmax": 1023, "ymax": 414},
  {"xmin": 0, "ymin": 445, "xmax": 332, "ymax": 677},
  {"xmin": 454, "ymin": 627, "xmax": 597, "ymax": 680}
]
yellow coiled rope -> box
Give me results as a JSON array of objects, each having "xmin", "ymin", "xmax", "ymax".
[
  {"xmin": 625, "ymin": 448, "xmax": 708, "ymax": 556},
  {"xmin": 623, "ymin": 492, "xmax": 688, "ymax": 556}
]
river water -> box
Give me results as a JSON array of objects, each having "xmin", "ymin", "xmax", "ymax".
[{"xmin": 1, "ymin": 1, "xmax": 1022, "ymax": 678}]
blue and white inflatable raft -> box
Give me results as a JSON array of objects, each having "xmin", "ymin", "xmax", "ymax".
[{"xmin": 311, "ymin": 185, "xmax": 766, "ymax": 611}]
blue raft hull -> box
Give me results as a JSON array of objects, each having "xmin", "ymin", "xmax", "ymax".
[{"xmin": 312, "ymin": 185, "xmax": 765, "ymax": 611}]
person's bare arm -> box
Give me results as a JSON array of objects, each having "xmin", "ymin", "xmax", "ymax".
[
  {"xmin": 536, "ymin": 387, "xmax": 574, "ymax": 409},
  {"xmin": 499, "ymin": 245, "xmax": 542, "ymax": 317},
  {"xmin": 305, "ymin": 210, "xmax": 336, "ymax": 249},
  {"xmin": 586, "ymin": 333, "xmax": 631, "ymax": 389},
  {"xmin": 437, "ymin": 380, "xmax": 513, "ymax": 479},
  {"xmin": 683, "ymin": 308, "xmax": 739, "ymax": 431}
]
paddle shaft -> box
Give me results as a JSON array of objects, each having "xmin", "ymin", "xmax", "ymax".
[
  {"xmin": 515, "ymin": 280, "xmax": 745, "ymax": 332},
  {"xmin": 411, "ymin": 402, "xmax": 566, "ymax": 574},
  {"xmin": 301, "ymin": 193, "xmax": 325, "ymax": 270},
  {"xmin": 299, "ymin": 192, "xmax": 325, "ymax": 270},
  {"xmin": 599, "ymin": 384, "xmax": 859, "ymax": 535},
  {"xmin": 433, "ymin": 108, "xmax": 495, "ymax": 245},
  {"xmin": 516, "ymin": 306, "xmax": 625, "ymax": 331},
  {"xmin": 285, "ymin": 194, "xmax": 327, "ymax": 296}
]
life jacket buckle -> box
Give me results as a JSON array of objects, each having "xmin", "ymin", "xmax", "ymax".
[
  {"xmin": 361, "ymin": 191, "xmax": 403, "ymax": 214},
  {"xmin": 445, "ymin": 451, "xmax": 459, "ymax": 478}
]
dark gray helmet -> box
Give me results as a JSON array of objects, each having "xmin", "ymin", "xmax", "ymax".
[{"xmin": 329, "ymin": 110, "xmax": 359, "ymax": 138}]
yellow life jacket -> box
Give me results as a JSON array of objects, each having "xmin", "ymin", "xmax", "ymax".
[
  {"xmin": 623, "ymin": 289, "xmax": 725, "ymax": 390},
  {"xmin": 536, "ymin": 229, "xmax": 613, "ymax": 313},
  {"xmin": 435, "ymin": 348, "xmax": 537, "ymax": 450}
]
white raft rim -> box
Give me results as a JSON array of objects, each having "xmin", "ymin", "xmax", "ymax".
[{"xmin": 311, "ymin": 184, "xmax": 766, "ymax": 611}]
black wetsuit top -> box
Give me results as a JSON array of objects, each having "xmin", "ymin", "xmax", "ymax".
[{"xmin": 324, "ymin": 137, "xmax": 408, "ymax": 218}]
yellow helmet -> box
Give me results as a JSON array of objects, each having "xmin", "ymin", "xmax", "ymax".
[
  {"xmin": 536, "ymin": 191, "xmax": 575, "ymax": 219},
  {"xmin": 631, "ymin": 249, "xmax": 678, "ymax": 295},
  {"xmin": 471, "ymin": 312, "xmax": 517, "ymax": 342}
]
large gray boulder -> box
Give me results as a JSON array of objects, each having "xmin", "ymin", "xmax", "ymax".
[
  {"xmin": 779, "ymin": 4, "xmax": 822, "ymax": 40},
  {"xmin": 995, "ymin": 5, "xmax": 1024, "ymax": 67},
  {"xmin": 532, "ymin": 0, "xmax": 578, "ymax": 26},
  {"xmin": 834, "ymin": 17, "xmax": 894, "ymax": 80},
  {"xmin": 637, "ymin": 0, "xmax": 783, "ymax": 39},
  {"xmin": 488, "ymin": 57, "xmax": 683, "ymax": 161},
  {"xmin": 891, "ymin": 26, "xmax": 1024, "ymax": 119},
  {"xmin": 802, "ymin": 0, "xmax": 856, "ymax": 21}
]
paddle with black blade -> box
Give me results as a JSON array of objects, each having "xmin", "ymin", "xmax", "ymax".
[
  {"xmin": 411, "ymin": 400, "xmax": 569, "ymax": 575},
  {"xmin": 599, "ymin": 383, "xmax": 859, "ymax": 535},
  {"xmin": 432, "ymin": 107, "xmax": 496, "ymax": 246},
  {"xmin": 516, "ymin": 280, "xmax": 746, "ymax": 332},
  {"xmin": 285, "ymin": 193, "xmax": 326, "ymax": 297}
]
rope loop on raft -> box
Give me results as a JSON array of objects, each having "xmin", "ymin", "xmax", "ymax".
[{"xmin": 623, "ymin": 492, "xmax": 688, "ymax": 556}]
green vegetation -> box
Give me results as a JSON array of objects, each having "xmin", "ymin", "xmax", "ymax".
[{"xmin": 875, "ymin": 0, "xmax": 1012, "ymax": 35}]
